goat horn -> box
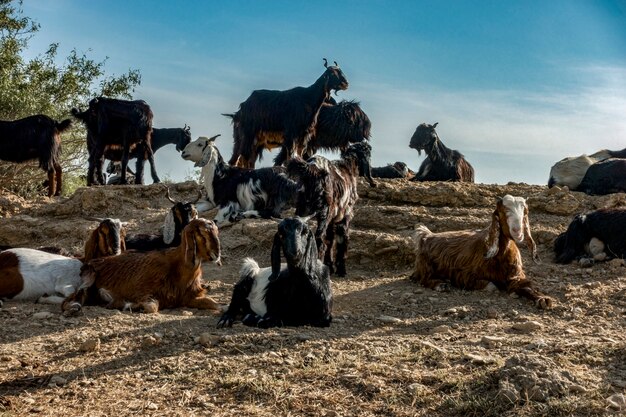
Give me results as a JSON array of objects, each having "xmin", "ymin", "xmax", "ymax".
[
  {"xmin": 323, "ymin": 58, "xmax": 328, "ymax": 68},
  {"xmin": 208, "ymin": 134, "xmax": 221, "ymax": 142},
  {"xmin": 432, "ymin": 122, "xmax": 439, "ymax": 128},
  {"xmin": 334, "ymin": 60, "xmax": 338, "ymax": 67},
  {"xmin": 164, "ymin": 186, "xmax": 177, "ymax": 204},
  {"xmin": 83, "ymin": 216, "xmax": 105, "ymax": 222}
]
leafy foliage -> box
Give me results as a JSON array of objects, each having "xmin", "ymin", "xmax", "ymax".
[{"xmin": 0, "ymin": 0, "xmax": 141, "ymax": 196}]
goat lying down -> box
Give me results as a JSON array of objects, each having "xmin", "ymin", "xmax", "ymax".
[
  {"xmin": 62, "ymin": 219, "xmax": 222, "ymax": 315},
  {"xmin": 554, "ymin": 207, "xmax": 626, "ymax": 265},
  {"xmin": 181, "ymin": 135, "xmax": 298, "ymax": 225},
  {"xmin": 217, "ymin": 217, "xmax": 332, "ymax": 328},
  {"xmin": 0, "ymin": 219, "xmax": 125, "ymax": 306},
  {"xmin": 410, "ymin": 195, "xmax": 553, "ymax": 309}
]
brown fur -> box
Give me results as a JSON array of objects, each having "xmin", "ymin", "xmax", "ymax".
[
  {"xmin": 0, "ymin": 252, "xmax": 23, "ymax": 299},
  {"xmin": 62, "ymin": 219, "xmax": 221, "ymax": 314},
  {"xmin": 410, "ymin": 197, "xmax": 552, "ymax": 309}
]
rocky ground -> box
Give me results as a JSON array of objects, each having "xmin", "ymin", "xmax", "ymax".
[{"xmin": 0, "ymin": 180, "xmax": 625, "ymax": 416}]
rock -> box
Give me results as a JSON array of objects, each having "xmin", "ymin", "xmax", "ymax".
[
  {"xmin": 512, "ymin": 321, "xmax": 542, "ymax": 333},
  {"xmin": 430, "ymin": 325, "xmax": 451, "ymax": 334},
  {"xmin": 146, "ymin": 402, "xmax": 159, "ymax": 411},
  {"xmin": 141, "ymin": 335, "xmax": 160, "ymax": 349},
  {"xmin": 32, "ymin": 312, "xmax": 54, "ymax": 319},
  {"xmin": 481, "ymin": 336, "xmax": 504, "ymax": 347},
  {"xmin": 196, "ymin": 333, "xmax": 221, "ymax": 347},
  {"xmin": 497, "ymin": 379, "xmax": 520, "ymax": 403},
  {"xmin": 79, "ymin": 337, "xmax": 100, "ymax": 352},
  {"xmin": 464, "ymin": 353, "xmax": 497, "ymax": 365},
  {"xmin": 48, "ymin": 375, "xmax": 67, "ymax": 387},
  {"xmin": 378, "ymin": 315, "xmax": 403, "ymax": 324},
  {"xmin": 486, "ymin": 308, "xmax": 498, "ymax": 319},
  {"xmin": 420, "ymin": 340, "xmax": 446, "ymax": 354},
  {"xmin": 606, "ymin": 393, "xmax": 626, "ymax": 410}
]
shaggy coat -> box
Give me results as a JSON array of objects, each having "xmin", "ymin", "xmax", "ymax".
[
  {"xmin": 554, "ymin": 208, "xmax": 626, "ymax": 264},
  {"xmin": 287, "ymin": 142, "xmax": 375, "ymax": 276},
  {"xmin": 409, "ymin": 122, "xmax": 474, "ymax": 182},
  {"xmin": 410, "ymin": 195, "xmax": 552, "ymax": 309},
  {"xmin": 0, "ymin": 115, "xmax": 72, "ymax": 196},
  {"xmin": 72, "ymin": 97, "xmax": 155, "ymax": 185},
  {"xmin": 226, "ymin": 60, "xmax": 349, "ymax": 168},
  {"xmin": 62, "ymin": 219, "xmax": 222, "ymax": 314},
  {"xmin": 217, "ymin": 217, "xmax": 332, "ymax": 328},
  {"xmin": 548, "ymin": 148, "xmax": 626, "ymax": 189},
  {"xmin": 576, "ymin": 158, "xmax": 626, "ymax": 195},
  {"xmin": 371, "ymin": 162, "xmax": 412, "ymax": 179},
  {"xmin": 0, "ymin": 219, "xmax": 125, "ymax": 304},
  {"xmin": 181, "ymin": 135, "xmax": 299, "ymax": 224}
]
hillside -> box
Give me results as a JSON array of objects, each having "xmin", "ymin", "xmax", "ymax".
[{"xmin": 0, "ymin": 180, "xmax": 625, "ymax": 416}]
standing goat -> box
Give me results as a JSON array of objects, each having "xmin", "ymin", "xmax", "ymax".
[
  {"xmin": 286, "ymin": 142, "xmax": 375, "ymax": 276},
  {"xmin": 576, "ymin": 158, "xmax": 626, "ymax": 195},
  {"xmin": 409, "ymin": 122, "xmax": 474, "ymax": 182},
  {"xmin": 72, "ymin": 97, "xmax": 155, "ymax": 185},
  {"xmin": 124, "ymin": 187, "xmax": 200, "ymax": 251},
  {"xmin": 554, "ymin": 208, "xmax": 626, "ymax": 264},
  {"xmin": 105, "ymin": 125, "xmax": 192, "ymax": 184},
  {"xmin": 0, "ymin": 219, "xmax": 125, "ymax": 305},
  {"xmin": 181, "ymin": 135, "xmax": 299, "ymax": 224},
  {"xmin": 62, "ymin": 219, "xmax": 222, "ymax": 315},
  {"xmin": 410, "ymin": 195, "xmax": 553, "ymax": 309},
  {"xmin": 0, "ymin": 115, "xmax": 72, "ymax": 196},
  {"xmin": 548, "ymin": 148, "xmax": 626, "ymax": 189},
  {"xmin": 217, "ymin": 217, "xmax": 332, "ymax": 328},
  {"xmin": 226, "ymin": 59, "xmax": 349, "ymax": 168}
]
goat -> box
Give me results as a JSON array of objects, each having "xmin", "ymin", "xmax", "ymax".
[
  {"xmin": 105, "ymin": 161, "xmax": 136, "ymax": 185},
  {"xmin": 217, "ymin": 217, "xmax": 332, "ymax": 328},
  {"xmin": 62, "ymin": 219, "xmax": 222, "ymax": 315},
  {"xmin": 371, "ymin": 161, "xmax": 412, "ymax": 179},
  {"xmin": 104, "ymin": 125, "xmax": 192, "ymax": 184},
  {"xmin": 576, "ymin": 158, "xmax": 626, "ymax": 195},
  {"xmin": 124, "ymin": 187, "xmax": 200, "ymax": 251},
  {"xmin": 286, "ymin": 142, "xmax": 375, "ymax": 276},
  {"xmin": 0, "ymin": 115, "xmax": 72, "ymax": 196},
  {"xmin": 410, "ymin": 195, "xmax": 553, "ymax": 309},
  {"xmin": 409, "ymin": 122, "xmax": 474, "ymax": 182},
  {"xmin": 225, "ymin": 58, "xmax": 349, "ymax": 168},
  {"xmin": 72, "ymin": 97, "xmax": 155, "ymax": 185},
  {"xmin": 181, "ymin": 135, "xmax": 299, "ymax": 225},
  {"xmin": 548, "ymin": 148, "xmax": 626, "ymax": 189},
  {"xmin": 554, "ymin": 208, "xmax": 626, "ymax": 264},
  {"xmin": 0, "ymin": 219, "xmax": 125, "ymax": 306}
]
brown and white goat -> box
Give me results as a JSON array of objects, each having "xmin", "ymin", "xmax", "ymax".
[
  {"xmin": 0, "ymin": 219, "xmax": 125, "ymax": 306},
  {"xmin": 410, "ymin": 195, "xmax": 553, "ymax": 309},
  {"xmin": 62, "ymin": 219, "xmax": 222, "ymax": 315}
]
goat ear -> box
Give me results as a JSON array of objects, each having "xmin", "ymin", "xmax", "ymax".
[
  {"xmin": 302, "ymin": 229, "xmax": 318, "ymax": 274},
  {"xmin": 484, "ymin": 210, "xmax": 501, "ymax": 259},
  {"xmin": 523, "ymin": 211, "xmax": 540, "ymax": 263},
  {"xmin": 432, "ymin": 122, "xmax": 439, "ymax": 128},
  {"xmin": 163, "ymin": 210, "xmax": 176, "ymax": 245},
  {"xmin": 183, "ymin": 227, "xmax": 198, "ymax": 267},
  {"xmin": 269, "ymin": 232, "xmax": 282, "ymax": 282}
]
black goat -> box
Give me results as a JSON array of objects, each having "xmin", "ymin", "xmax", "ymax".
[
  {"xmin": 72, "ymin": 97, "xmax": 155, "ymax": 186},
  {"xmin": 217, "ymin": 217, "xmax": 332, "ymax": 328},
  {"xmin": 226, "ymin": 58, "xmax": 349, "ymax": 168},
  {"xmin": 181, "ymin": 135, "xmax": 299, "ymax": 225},
  {"xmin": 286, "ymin": 142, "xmax": 375, "ymax": 276},
  {"xmin": 576, "ymin": 158, "xmax": 626, "ymax": 195},
  {"xmin": 554, "ymin": 208, "xmax": 626, "ymax": 264},
  {"xmin": 409, "ymin": 122, "xmax": 474, "ymax": 182},
  {"xmin": 104, "ymin": 125, "xmax": 192, "ymax": 184},
  {"xmin": 547, "ymin": 148, "xmax": 626, "ymax": 189},
  {"xmin": 0, "ymin": 115, "xmax": 72, "ymax": 196},
  {"xmin": 124, "ymin": 187, "xmax": 200, "ymax": 251},
  {"xmin": 371, "ymin": 161, "xmax": 412, "ymax": 179}
]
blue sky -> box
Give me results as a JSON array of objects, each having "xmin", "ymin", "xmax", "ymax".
[{"xmin": 21, "ymin": 0, "xmax": 626, "ymax": 184}]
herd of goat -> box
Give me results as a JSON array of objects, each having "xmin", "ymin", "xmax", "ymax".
[{"xmin": 1, "ymin": 59, "xmax": 625, "ymax": 327}]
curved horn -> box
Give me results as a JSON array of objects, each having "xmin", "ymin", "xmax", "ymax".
[
  {"xmin": 334, "ymin": 60, "xmax": 338, "ymax": 67},
  {"xmin": 83, "ymin": 216, "xmax": 106, "ymax": 222},
  {"xmin": 323, "ymin": 58, "xmax": 328, "ymax": 68},
  {"xmin": 164, "ymin": 186, "xmax": 177, "ymax": 204},
  {"xmin": 207, "ymin": 134, "xmax": 221, "ymax": 142},
  {"xmin": 432, "ymin": 122, "xmax": 439, "ymax": 128}
]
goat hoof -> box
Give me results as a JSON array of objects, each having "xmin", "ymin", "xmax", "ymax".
[
  {"xmin": 63, "ymin": 302, "xmax": 83, "ymax": 317},
  {"xmin": 242, "ymin": 313, "xmax": 259, "ymax": 327},
  {"xmin": 536, "ymin": 296, "xmax": 554, "ymax": 310},
  {"xmin": 216, "ymin": 314, "xmax": 234, "ymax": 328},
  {"xmin": 435, "ymin": 283, "xmax": 451, "ymax": 292}
]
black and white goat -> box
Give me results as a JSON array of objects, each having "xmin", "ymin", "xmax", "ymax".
[
  {"xmin": 554, "ymin": 207, "xmax": 626, "ymax": 264},
  {"xmin": 226, "ymin": 59, "xmax": 349, "ymax": 168},
  {"xmin": 548, "ymin": 148, "xmax": 626, "ymax": 189},
  {"xmin": 371, "ymin": 161, "xmax": 412, "ymax": 179},
  {"xmin": 181, "ymin": 135, "xmax": 299, "ymax": 225},
  {"xmin": 409, "ymin": 122, "xmax": 474, "ymax": 182},
  {"xmin": 0, "ymin": 219, "xmax": 125, "ymax": 305},
  {"xmin": 217, "ymin": 217, "xmax": 332, "ymax": 328},
  {"xmin": 576, "ymin": 158, "xmax": 626, "ymax": 195},
  {"xmin": 124, "ymin": 187, "xmax": 200, "ymax": 251},
  {"xmin": 286, "ymin": 142, "xmax": 375, "ymax": 276}
]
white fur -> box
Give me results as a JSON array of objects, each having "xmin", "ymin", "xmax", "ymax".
[
  {"xmin": 501, "ymin": 195, "xmax": 526, "ymax": 244},
  {"xmin": 237, "ymin": 179, "xmax": 267, "ymax": 211},
  {"xmin": 162, "ymin": 210, "xmax": 176, "ymax": 244},
  {"xmin": 181, "ymin": 137, "xmax": 218, "ymax": 206},
  {"xmin": 240, "ymin": 257, "xmax": 281, "ymax": 317},
  {"xmin": 549, "ymin": 151, "xmax": 612, "ymax": 189},
  {"xmin": 7, "ymin": 248, "xmax": 82, "ymax": 301}
]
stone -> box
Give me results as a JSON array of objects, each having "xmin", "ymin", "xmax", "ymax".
[
  {"xmin": 606, "ymin": 394, "xmax": 626, "ymax": 410},
  {"xmin": 512, "ymin": 321, "xmax": 542, "ymax": 333},
  {"xmin": 378, "ymin": 315, "xmax": 403, "ymax": 323},
  {"xmin": 430, "ymin": 325, "xmax": 451, "ymax": 334},
  {"xmin": 32, "ymin": 312, "xmax": 55, "ymax": 319},
  {"xmin": 464, "ymin": 353, "xmax": 497, "ymax": 365},
  {"xmin": 79, "ymin": 337, "xmax": 100, "ymax": 352}
]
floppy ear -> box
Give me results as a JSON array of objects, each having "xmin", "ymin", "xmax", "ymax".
[
  {"xmin": 183, "ymin": 227, "xmax": 198, "ymax": 267},
  {"xmin": 162, "ymin": 210, "xmax": 176, "ymax": 245},
  {"xmin": 484, "ymin": 209, "xmax": 501, "ymax": 259},
  {"xmin": 195, "ymin": 143, "xmax": 212, "ymax": 168},
  {"xmin": 302, "ymin": 229, "xmax": 318, "ymax": 274},
  {"xmin": 269, "ymin": 232, "xmax": 282, "ymax": 282},
  {"xmin": 523, "ymin": 207, "xmax": 539, "ymax": 263}
]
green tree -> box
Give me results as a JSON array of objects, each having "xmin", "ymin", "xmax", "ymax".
[{"xmin": 0, "ymin": 0, "xmax": 141, "ymax": 196}]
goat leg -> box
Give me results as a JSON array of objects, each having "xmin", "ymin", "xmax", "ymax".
[
  {"xmin": 185, "ymin": 295, "xmax": 222, "ymax": 313},
  {"xmin": 507, "ymin": 278, "xmax": 554, "ymax": 309},
  {"xmin": 335, "ymin": 219, "xmax": 350, "ymax": 277}
]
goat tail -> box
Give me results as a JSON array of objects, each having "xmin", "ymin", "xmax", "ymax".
[
  {"xmin": 413, "ymin": 224, "xmax": 432, "ymax": 251},
  {"xmin": 55, "ymin": 119, "xmax": 72, "ymax": 133},
  {"xmin": 240, "ymin": 257, "xmax": 260, "ymax": 280}
]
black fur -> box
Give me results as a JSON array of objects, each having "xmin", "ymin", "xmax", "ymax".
[
  {"xmin": 371, "ymin": 161, "xmax": 411, "ymax": 179},
  {"xmin": 409, "ymin": 122, "xmax": 474, "ymax": 182},
  {"xmin": 217, "ymin": 217, "xmax": 332, "ymax": 328},
  {"xmin": 72, "ymin": 97, "xmax": 155, "ymax": 185},
  {"xmin": 0, "ymin": 115, "xmax": 72, "ymax": 196},
  {"xmin": 554, "ymin": 208, "xmax": 626, "ymax": 263},
  {"xmin": 576, "ymin": 159, "xmax": 626, "ymax": 195}
]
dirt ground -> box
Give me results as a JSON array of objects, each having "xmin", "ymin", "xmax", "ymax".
[{"xmin": 0, "ymin": 180, "xmax": 625, "ymax": 416}]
